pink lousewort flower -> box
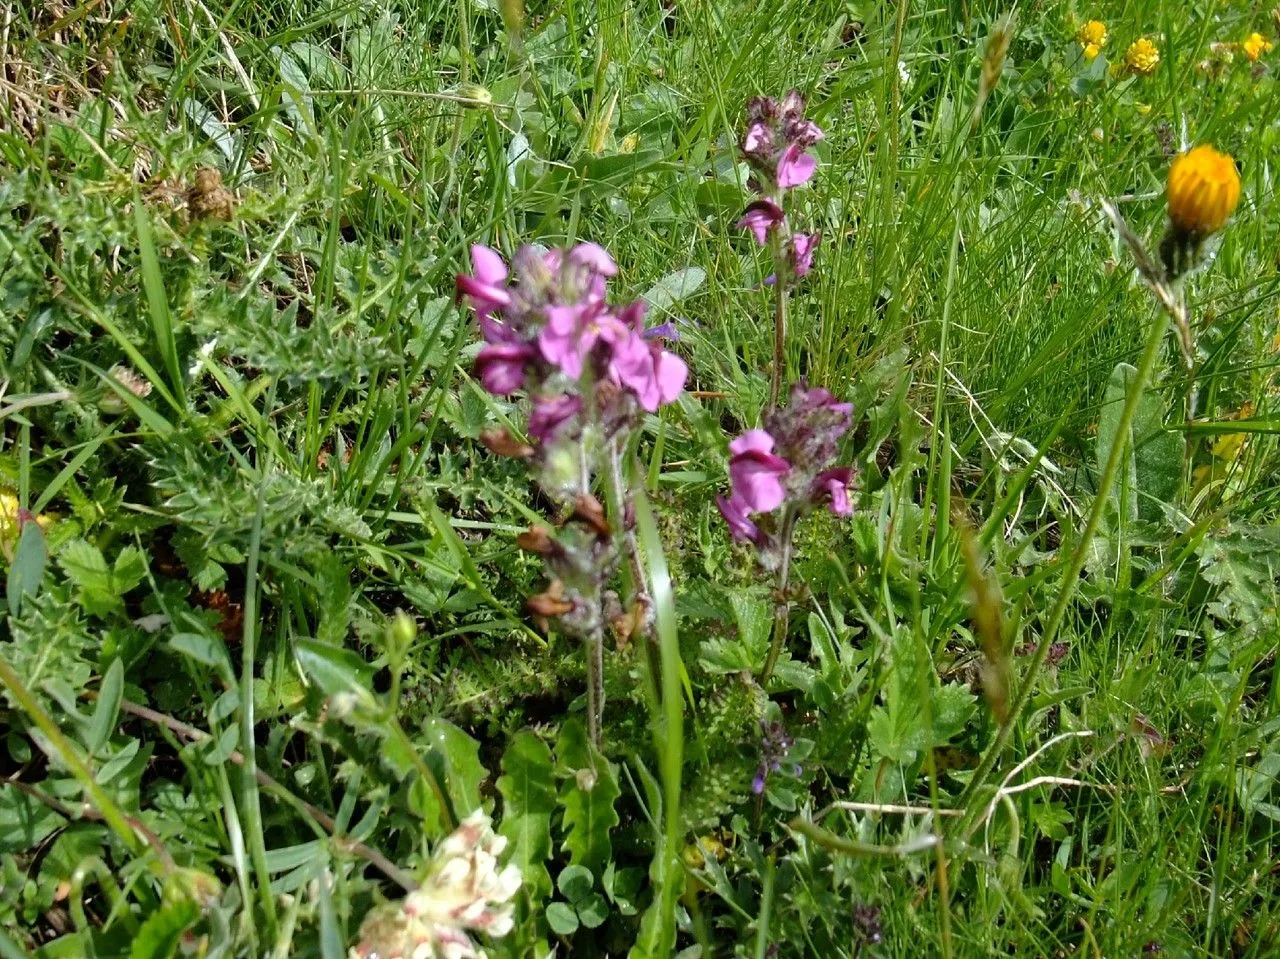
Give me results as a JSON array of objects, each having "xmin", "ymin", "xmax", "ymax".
[
  {"xmin": 529, "ymin": 394, "xmax": 582, "ymax": 440},
  {"xmin": 567, "ymin": 241, "xmax": 618, "ymax": 276},
  {"xmin": 609, "ymin": 332, "xmax": 689, "ymax": 413},
  {"xmin": 791, "ymin": 232, "xmax": 819, "ymax": 277},
  {"xmin": 727, "ymin": 429, "xmax": 790, "ymax": 513},
  {"xmin": 717, "ymin": 493, "xmax": 762, "ymax": 543},
  {"xmin": 815, "ymin": 467, "xmax": 854, "ymax": 517},
  {"xmin": 738, "ymin": 198, "xmax": 786, "ymax": 245},
  {"xmin": 474, "ymin": 343, "xmax": 535, "ymax": 395},
  {"xmin": 455, "ymin": 245, "xmax": 511, "ymax": 321},
  {"xmin": 775, "ymin": 143, "xmax": 817, "ymax": 189},
  {"xmin": 537, "ymin": 302, "xmax": 615, "ymax": 379}
]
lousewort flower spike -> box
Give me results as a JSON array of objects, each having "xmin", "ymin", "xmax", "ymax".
[
  {"xmin": 718, "ymin": 384, "xmax": 858, "ymax": 683},
  {"xmin": 737, "ymin": 90, "xmax": 823, "ymax": 408},
  {"xmin": 455, "ymin": 241, "xmax": 688, "ymax": 746}
]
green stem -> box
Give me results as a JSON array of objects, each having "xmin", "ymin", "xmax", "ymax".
[
  {"xmin": 0, "ymin": 659, "xmax": 154, "ymax": 869},
  {"xmin": 957, "ymin": 305, "xmax": 1173, "ymax": 821},
  {"xmin": 240, "ymin": 461, "xmax": 279, "ymax": 937},
  {"xmin": 767, "ymin": 219, "xmax": 790, "ymax": 411}
]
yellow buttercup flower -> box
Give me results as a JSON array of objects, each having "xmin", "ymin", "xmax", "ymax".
[
  {"xmin": 1077, "ymin": 20, "xmax": 1108, "ymax": 49},
  {"xmin": 1242, "ymin": 32, "xmax": 1274, "ymax": 62},
  {"xmin": 1125, "ymin": 38, "xmax": 1161, "ymax": 75},
  {"xmin": 1083, "ymin": 42, "xmax": 1102, "ymax": 60},
  {"xmin": 1167, "ymin": 145, "xmax": 1241, "ymax": 236}
]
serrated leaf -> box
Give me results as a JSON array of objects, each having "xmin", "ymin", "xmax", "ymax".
[
  {"xmin": 57, "ymin": 539, "xmax": 118, "ymax": 616},
  {"xmin": 555, "ymin": 719, "xmax": 620, "ymax": 875},
  {"xmin": 497, "ymin": 731, "xmax": 556, "ymax": 900},
  {"xmin": 112, "ymin": 546, "xmax": 148, "ymax": 594}
]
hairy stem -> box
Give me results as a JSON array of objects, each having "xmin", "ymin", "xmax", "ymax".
[
  {"xmin": 585, "ymin": 614, "xmax": 605, "ymax": 749},
  {"xmin": 759, "ymin": 508, "xmax": 799, "ymax": 685},
  {"xmin": 768, "ymin": 227, "xmax": 789, "ymax": 410}
]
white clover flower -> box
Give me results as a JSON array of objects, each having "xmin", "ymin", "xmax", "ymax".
[{"xmin": 351, "ymin": 811, "xmax": 522, "ymax": 959}]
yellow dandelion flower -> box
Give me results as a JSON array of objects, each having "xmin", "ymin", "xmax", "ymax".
[
  {"xmin": 1083, "ymin": 42, "xmax": 1102, "ymax": 60},
  {"xmin": 1077, "ymin": 20, "xmax": 1108, "ymax": 49},
  {"xmin": 1167, "ymin": 145, "xmax": 1241, "ymax": 236},
  {"xmin": 1242, "ymin": 32, "xmax": 1274, "ymax": 62},
  {"xmin": 1125, "ymin": 38, "xmax": 1161, "ymax": 75}
]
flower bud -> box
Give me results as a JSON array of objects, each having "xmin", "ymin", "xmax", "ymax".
[{"xmin": 480, "ymin": 427, "xmax": 533, "ymax": 459}]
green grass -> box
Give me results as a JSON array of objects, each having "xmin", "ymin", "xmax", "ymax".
[{"xmin": 2, "ymin": 0, "xmax": 1279, "ymax": 956}]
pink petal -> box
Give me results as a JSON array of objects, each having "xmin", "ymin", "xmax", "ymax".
[
  {"xmin": 729, "ymin": 429, "xmax": 776, "ymax": 457},
  {"xmin": 470, "ymin": 244, "xmax": 508, "ymax": 286},
  {"xmin": 776, "ymin": 144, "xmax": 817, "ymax": 188},
  {"xmin": 654, "ymin": 350, "xmax": 687, "ymax": 406},
  {"xmin": 569, "ymin": 242, "xmax": 618, "ymax": 276}
]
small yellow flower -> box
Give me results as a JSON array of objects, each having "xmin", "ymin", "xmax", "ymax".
[
  {"xmin": 1077, "ymin": 20, "xmax": 1108, "ymax": 49},
  {"xmin": 1167, "ymin": 144, "xmax": 1241, "ymax": 236},
  {"xmin": 1136, "ymin": 102, "xmax": 1153, "ymax": 115},
  {"xmin": 1241, "ymin": 32, "xmax": 1274, "ymax": 62},
  {"xmin": 1125, "ymin": 38, "xmax": 1161, "ymax": 75},
  {"xmin": 1083, "ymin": 42, "xmax": 1102, "ymax": 60}
]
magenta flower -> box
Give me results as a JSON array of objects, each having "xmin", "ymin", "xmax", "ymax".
[
  {"xmin": 609, "ymin": 334, "xmax": 688, "ymax": 412},
  {"xmin": 529, "ymin": 394, "xmax": 582, "ymax": 440},
  {"xmin": 785, "ymin": 118, "xmax": 824, "ymax": 147},
  {"xmin": 568, "ymin": 242, "xmax": 618, "ymax": 276},
  {"xmin": 792, "ymin": 232, "xmax": 819, "ymax": 277},
  {"xmin": 456, "ymin": 245, "xmax": 511, "ymax": 320},
  {"xmin": 738, "ymin": 199, "xmax": 785, "ymax": 246},
  {"xmin": 776, "ymin": 143, "xmax": 817, "ymax": 189},
  {"xmin": 727, "ymin": 430, "xmax": 790, "ymax": 513},
  {"xmin": 717, "ymin": 494, "xmax": 761, "ymax": 544},
  {"xmin": 475, "ymin": 343, "xmax": 535, "ymax": 395},
  {"xmin": 815, "ymin": 467, "xmax": 853, "ymax": 516},
  {"xmin": 537, "ymin": 303, "xmax": 625, "ymax": 379},
  {"xmin": 743, "ymin": 121, "xmax": 773, "ymax": 157}
]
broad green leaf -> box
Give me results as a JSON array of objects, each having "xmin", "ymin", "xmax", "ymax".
[
  {"xmin": 87, "ymin": 658, "xmax": 123, "ymax": 754},
  {"xmin": 641, "ymin": 266, "xmax": 705, "ymax": 314},
  {"xmin": 557, "ymin": 864, "xmax": 594, "ymax": 904},
  {"xmin": 555, "ymin": 719, "xmax": 620, "ymax": 875},
  {"xmin": 128, "ymin": 899, "xmax": 199, "ymax": 959},
  {"xmin": 1096, "ymin": 361, "xmax": 1183, "ymax": 523},
  {"xmin": 545, "ymin": 901, "xmax": 579, "ymax": 936},
  {"xmin": 293, "ymin": 639, "xmax": 376, "ymax": 700},
  {"xmin": 420, "ymin": 718, "xmax": 487, "ymax": 832},
  {"xmin": 170, "ymin": 632, "xmax": 236, "ymax": 686},
  {"xmin": 7, "ymin": 518, "xmax": 47, "ymax": 617},
  {"xmin": 497, "ymin": 731, "xmax": 556, "ymax": 899}
]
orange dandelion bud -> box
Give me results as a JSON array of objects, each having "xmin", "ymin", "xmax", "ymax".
[
  {"xmin": 1124, "ymin": 38, "xmax": 1160, "ymax": 75},
  {"xmin": 1167, "ymin": 145, "xmax": 1241, "ymax": 236}
]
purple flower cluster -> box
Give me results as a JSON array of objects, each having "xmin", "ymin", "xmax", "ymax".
[
  {"xmin": 459, "ymin": 242, "xmax": 688, "ymax": 422},
  {"xmin": 737, "ymin": 91, "xmax": 822, "ymax": 283},
  {"xmin": 752, "ymin": 719, "xmax": 801, "ymax": 795},
  {"xmin": 717, "ymin": 384, "xmax": 855, "ymax": 546}
]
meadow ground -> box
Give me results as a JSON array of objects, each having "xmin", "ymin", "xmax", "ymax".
[{"xmin": 2, "ymin": 1, "xmax": 1279, "ymax": 957}]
